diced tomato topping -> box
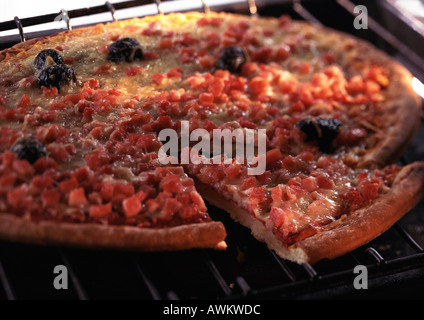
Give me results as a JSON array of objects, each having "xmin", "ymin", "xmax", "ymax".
[
  {"xmin": 247, "ymin": 186, "xmax": 267, "ymax": 209},
  {"xmin": 152, "ymin": 73, "xmax": 166, "ymax": 85},
  {"xmin": 100, "ymin": 182, "xmax": 114, "ymax": 201},
  {"xmin": 42, "ymin": 189, "xmax": 61, "ymax": 207},
  {"xmin": 199, "ymin": 166, "xmax": 224, "ymax": 184},
  {"xmin": 0, "ymin": 175, "xmax": 16, "ymax": 195},
  {"xmin": 367, "ymin": 66, "xmax": 389, "ymax": 87},
  {"xmin": 12, "ymin": 159, "xmax": 35, "ymax": 178},
  {"xmin": 142, "ymin": 115, "xmax": 172, "ymax": 133},
  {"xmin": 167, "ymin": 67, "xmax": 183, "ymax": 78},
  {"xmin": 72, "ymin": 166, "xmax": 92, "ymax": 184},
  {"xmin": 68, "ymin": 188, "xmax": 87, "ymax": 206},
  {"xmin": 89, "ymin": 202, "xmax": 112, "ymax": 219},
  {"xmin": 94, "ymin": 63, "xmax": 114, "ymax": 75},
  {"xmin": 7, "ymin": 186, "xmax": 26, "ymax": 208},
  {"xmin": 266, "ymin": 148, "xmax": 283, "ymax": 168},
  {"xmin": 42, "ymin": 86, "xmax": 59, "ymax": 97},
  {"xmin": 144, "ymin": 51, "xmax": 159, "ymax": 60},
  {"xmin": 98, "ymin": 44, "xmax": 109, "ymax": 54},
  {"xmin": 17, "ymin": 94, "xmax": 31, "ymax": 108},
  {"xmin": 59, "ymin": 178, "xmax": 79, "ymax": 193},
  {"xmin": 125, "ymin": 65, "xmax": 144, "ymax": 76},
  {"xmin": 198, "ymin": 92, "xmax": 214, "ymax": 106},
  {"xmin": 113, "ymin": 183, "xmax": 135, "ymax": 200},
  {"xmin": 251, "ymin": 47, "xmax": 273, "ymax": 63},
  {"xmin": 339, "ymin": 190, "xmax": 364, "ymax": 211},
  {"xmin": 278, "ymin": 15, "xmax": 291, "ymax": 27},
  {"xmin": 224, "ymin": 163, "xmax": 241, "ymax": 179},
  {"xmin": 335, "ymin": 128, "xmax": 367, "ymax": 146},
  {"xmin": 359, "ymin": 181, "xmax": 380, "ymax": 202},
  {"xmin": 300, "ymin": 176, "xmax": 319, "ymax": 192},
  {"xmin": 190, "ymin": 190, "xmax": 207, "ymax": 211},
  {"xmin": 0, "ymin": 127, "xmax": 20, "ymax": 150},
  {"xmin": 159, "ymin": 39, "xmax": 173, "ymax": 49},
  {"xmin": 161, "ymin": 174, "xmax": 184, "ymax": 193},
  {"xmin": 85, "ymin": 149, "xmax": 110, "ymax": 171},
  {"xmin": 123, "ymin": 195, "xmax": 142, "ymax": 217},
  {"xmin": 142, "ymin": 21, "xmax": 161, "ymax": 36},
  {"xmin": 241, "ymin": 177, "xmax": 258, "ymax": 190},
  {"xmin": 249, "ymin": 76, "xmax": 268, "ymax": 95}
]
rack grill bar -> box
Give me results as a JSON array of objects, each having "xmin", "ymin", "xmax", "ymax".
[
  {"xmin": 365, "ymin": 247, "xmax": 386, "ymax": 265},
  {"xmin": 202, "ymin": 250, "xmax": 232, "ymax": 297},
  {"xmin": 59, "ymin": 251, "xmax": 88, "ymax": 300},
  {"xmin": 394, "ymin": 223, "xmax": 424, "ymax": 253},
  {"xmin": 132, "ymin": 255, "xmax": 162, "ymax": 300},
  {"xmin": 13, "ymin": 17, "xmax": 25, "ymax": 42},
  {"xmin": 0, "ymin": 259, "xmax": 15, "ymax": 300},
  {"xmin": 292, "ymin": 0, "xmax": 322, "ymax": 26},
  {"xmin": 269, "ymin": 249, "xmax": 297, "ymax": 282},
  {"xmin": 105, "ymin": 1, "xmax": 118, "ymax": 22}
]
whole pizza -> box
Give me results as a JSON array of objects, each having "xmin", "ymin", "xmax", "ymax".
[{"xmin": 0, "ymin": 11, "xmax": 423, "ymax": 264}]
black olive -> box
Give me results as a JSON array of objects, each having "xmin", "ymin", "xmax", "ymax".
[
  {"xmin": 34, "ymin": 49, "xmax": 65, "ymax": 71},
  {"xmin": 216, "ymin": 46, "xmax": 247, "ymax": 73},
  {"xmin": 296, "ymin": 117, "xmax": 342, "ymax": 151},
  {"xmin": 38, "ymin": 64, "xmax": 76, "ymax": 92},
  {"xmin": 10, "ymin": 136, "xmax": 47, "ymax": 164},
  {"xmin": 108, "ymin": 38, "xmax": 144, "ymax": 63}
]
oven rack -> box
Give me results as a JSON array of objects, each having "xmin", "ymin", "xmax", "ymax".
[{"xmin": 0, "ymin": 0, "xmax": 423, "ymax": 300}]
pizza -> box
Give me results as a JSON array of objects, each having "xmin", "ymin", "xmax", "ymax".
[{"xmin": 0, "ymin": 11, "xmax": 423, "ymax": 264}]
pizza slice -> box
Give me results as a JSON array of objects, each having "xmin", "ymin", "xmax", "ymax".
[
  {"xmin": 185, "ymin": 150, "xmax": 424, "ymax": 264},
  {"xmin": 0, "ymin": 146, "xmax": 226, "ymax": 250}
]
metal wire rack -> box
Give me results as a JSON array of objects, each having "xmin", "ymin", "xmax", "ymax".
[{"xmin": 0, "ymin": 0, "xmax": 423, "ymax": 300}]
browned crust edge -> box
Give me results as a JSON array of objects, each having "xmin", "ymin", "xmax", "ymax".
[
  {"xmin": 196, "ymin": 162, "xmax": 424, "ymax": 264},
  {"xmin": 295, "ymin": 161, "xmax": 424, "ymax": 264},
  {"xmin": 0, "ymin": 216, "xmax": 227, "ymax": 251}
]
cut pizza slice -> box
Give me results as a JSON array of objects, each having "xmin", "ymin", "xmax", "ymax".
[
  {"xmin": 0, "ymin": 149, "xmax": 227, "ymax": 250},
  {"xmin": 185, "ymin": 151, "xmax": 424, "ymax": 264}
]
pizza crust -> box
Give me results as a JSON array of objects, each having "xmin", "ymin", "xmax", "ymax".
[
  {"xmin": 0, "ymin": 214, "xmax": 227, "ymax": 251},
  {"xmin": 196, "ymin": 162, "xmax": 424, "ymax": 264}
]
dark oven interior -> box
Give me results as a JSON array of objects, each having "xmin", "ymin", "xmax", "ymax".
[{"xmin": 0, "ymin": 0, "xmax": 424, "ymax": 300}]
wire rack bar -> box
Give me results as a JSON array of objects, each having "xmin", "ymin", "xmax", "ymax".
[
  {"xmin": 394, "ymin": 223, "xmax": 424, "ymax": 253},
  {"xmin": 0, "ymin": 259, "xmax": 15, "ymax": 300},
  {"xmin": 269, "ymin": 249, "xmax": 297, "ymax": 282},
  {"xmin": 132, "ymin": 255, "xmax": 162, "ymax": 300},
  {"xmin": 202, "ymin": 250, "xmax": 232, "ymax": 297},
  {"xmin": 59, "ymin": 251, "xmax": 88, "ymax": 300},
  {"xmin": 292, "ymin": 0, "xmax": 322, "ymax": 26}
]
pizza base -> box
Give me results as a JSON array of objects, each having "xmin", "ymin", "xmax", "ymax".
[
  {"xmin": 196, "ymin": 162, "xmax": 424, "ymax": 264},
  {"xmin": 0, "ymin": 214, "xmax": 227, "ymax": 251}
]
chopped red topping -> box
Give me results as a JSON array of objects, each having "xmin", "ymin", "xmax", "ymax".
[
  {"xmin": 123, "ymin": 195, "xmax": 142, "ymax": 217},
  {"xmin": 68, "ymin": 188, "xmax": 87, "ymax": 206},
  {"xmin": 89, "ymin": 202, "xmax": 112, "ymax": 219}
]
